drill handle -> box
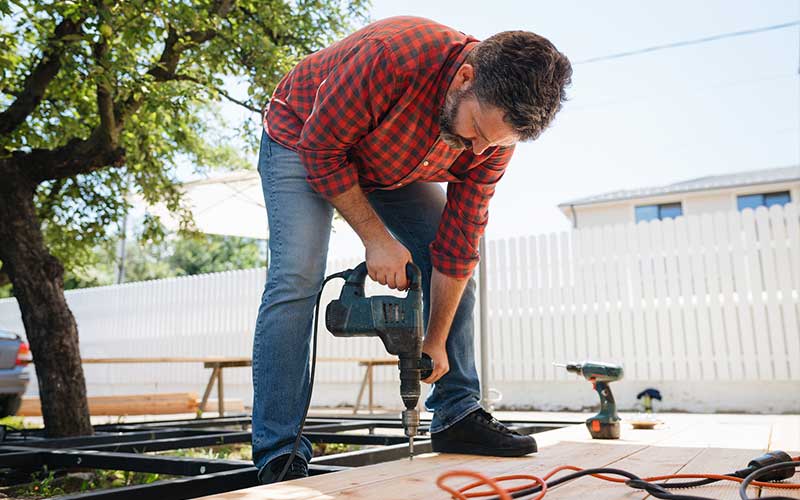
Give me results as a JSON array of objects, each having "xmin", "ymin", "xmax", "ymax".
[
  {"xmin": 594, "ymin": 381, "xmax": 619, "ymax": 420},
  {"xmin": 346, "ymin": 262, "xmax": 422, "ymax": 291}
]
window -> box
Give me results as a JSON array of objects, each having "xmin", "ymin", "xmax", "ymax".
[
  {"xmin": 737, "ymin": 191, "xmax": 791, "ymax": 211},
  {"xmin": 635, "ymin": 202, "xmax": 683, "ymax": 223}
]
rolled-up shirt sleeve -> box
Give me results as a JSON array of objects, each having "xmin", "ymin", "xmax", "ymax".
[
  {"xmin": 297, "ymin": 40, "xmax": 398, "ymax": 198},
  {"xmin": 430, "ymin": 145, "xmax": 515, "ymax": 278}
]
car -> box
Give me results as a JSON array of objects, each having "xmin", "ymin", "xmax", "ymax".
[{"xmin": 0, "ymin": 330, "xmax": 31, "ymax": 417}]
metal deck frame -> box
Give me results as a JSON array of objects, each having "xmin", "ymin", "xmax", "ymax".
[{"xmin": 0, "ymin": 414, "xmax": 575, "ymax": 499}]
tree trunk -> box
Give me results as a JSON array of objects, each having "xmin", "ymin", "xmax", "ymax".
[{"xmin": 0, "ymin": 178, "xmax": 93, "ymax": 437}]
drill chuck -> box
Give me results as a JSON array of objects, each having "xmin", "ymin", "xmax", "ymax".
[{"xmin": 402, "ymin": 409, "xmax": 420, "ymax": 438}]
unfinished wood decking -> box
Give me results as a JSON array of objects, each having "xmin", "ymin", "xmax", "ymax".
[{"xmin": 201, "ymin": 413, "xmax": 800, "ymax": 499}]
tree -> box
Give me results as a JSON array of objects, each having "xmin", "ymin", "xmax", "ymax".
[{"xmin": 0, "ymin": 0, "xmax": 367, "ymax": 437}]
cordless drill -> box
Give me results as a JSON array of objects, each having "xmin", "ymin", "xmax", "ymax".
[
  {"xmin": 325, "ymin": 262, "xmax": 433, "ymax": 458},
  {"xmin": 555, "ymin": 361, "xmax": 624, "ymax": 439}
]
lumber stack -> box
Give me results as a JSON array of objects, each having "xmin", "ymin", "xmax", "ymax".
[{"xmin": 18, "ymin": 393, "xmax": 245, "ymax": 416}]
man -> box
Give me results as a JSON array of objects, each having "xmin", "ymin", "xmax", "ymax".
[{"xmin": 252, "ymin": 16, "xmax": 571, "ymax": 483}]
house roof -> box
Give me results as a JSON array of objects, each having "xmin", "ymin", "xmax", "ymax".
[{"xmin": 558, "ymin": 165, "xmax": 800, "ymax": 208}]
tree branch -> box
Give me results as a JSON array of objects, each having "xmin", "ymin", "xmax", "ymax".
[
  {"xmin": 93, "ymin": 3, "xmax": 117, "ymax": 147},
  {"xmin": 169, "ymin": 73, "xmax": 260, "ymax": 113},
  {"xmin": 12, "ymin": 135, "xmax": 125, "ymax": 184},
  {"xmin": 113, "ymin": 24, "xmax": 218, "ymax": 127},
  {"xmin": 0, "ymin": 17, "xmax": 84, "ymax": 136},
  {"xmin": 215, "ymin": 87, "xmax": 260, "ymax": 113}
]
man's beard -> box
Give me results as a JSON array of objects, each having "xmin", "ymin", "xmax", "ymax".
[{"xmin": 438, "ymin": 88, "xmax": 472, "ymax": 150}]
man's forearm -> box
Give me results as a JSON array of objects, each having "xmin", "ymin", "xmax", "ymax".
[
  {"xmin": 328, "ymin": 184, "xmax": 412, "ymax": 289},
  {"xmin": 329, "ymin": 184, "xmax": 391, "ymax": 246},
  {"xmin": 425, "ymin": 267, "xmax": 470, "ymax": 347}
]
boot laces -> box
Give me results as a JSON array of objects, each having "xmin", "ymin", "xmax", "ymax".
[{"xmin": 475, "ymin": 409, "xmax": 520, "ymax": 435}]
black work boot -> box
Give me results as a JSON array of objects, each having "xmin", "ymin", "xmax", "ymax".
[
  {"xmin": 258, "ymin": 453, "xmax": 309, "ymax": 484},
  {"xmin": 431, "ymin": 408, "xmax": 537, "ymax": 457}
]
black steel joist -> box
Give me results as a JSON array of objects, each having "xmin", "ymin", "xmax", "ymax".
[{"xmin": 0, "ymin": 415, "xmax": 571, "ymax": 499}]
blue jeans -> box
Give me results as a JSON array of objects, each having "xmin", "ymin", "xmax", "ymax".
[{"xmin": 251, "ymin": 131, "xmax": 481, "ymax": 474}]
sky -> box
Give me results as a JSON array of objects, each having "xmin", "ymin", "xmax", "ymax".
[
  {"xmin": 190, "ymin": 1, "xmax": 799, "ymax": 258},
  {"xmin": 367, "ymin": 0, "xmax": 799, "ymax": 237}
]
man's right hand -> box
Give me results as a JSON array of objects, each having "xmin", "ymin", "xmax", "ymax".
[{"xmin": 365, "ymin": 236, "xmax": 412, "ymax": 290}]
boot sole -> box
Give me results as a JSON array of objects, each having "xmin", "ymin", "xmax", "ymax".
[{"xmin": 431, "ymin": 438, "xmax": 537, "ymax": 457}]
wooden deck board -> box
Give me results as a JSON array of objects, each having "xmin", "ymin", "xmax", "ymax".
[{"xmin": 199, "ymin": 414, "xmax": 800, "ymax": 500}]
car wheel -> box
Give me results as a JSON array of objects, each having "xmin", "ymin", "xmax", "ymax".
[{"xmin": 0, "ymin": 394, "xmax": 23, "ymax": 418}]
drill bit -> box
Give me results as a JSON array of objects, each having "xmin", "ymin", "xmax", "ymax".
[{"xmin": 409, "ymin": 435, "xmax": 414, "ymax": 460}]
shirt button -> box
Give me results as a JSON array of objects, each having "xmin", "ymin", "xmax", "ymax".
[{"xmin": 422, "ymin": 161, "xmax": 429, "ymax": 166}]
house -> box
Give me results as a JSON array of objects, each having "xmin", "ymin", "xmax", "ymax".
[{"xmin": 557, "ymin": 165, "xmax": 800, "ymax": 228}]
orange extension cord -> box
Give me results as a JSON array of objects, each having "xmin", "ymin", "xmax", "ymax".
[{"xmin": 436, "ymin": 457, "xmax": 800, "ymax": 500}]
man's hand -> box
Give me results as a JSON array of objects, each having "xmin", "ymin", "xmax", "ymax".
[
  {"xmin": 365, "ymin": 236, "xmax": 412, "ymax": 290},
  {"xmin": 327, "ymin": 185, "xmax": 411, "ymax": 290},
  {"xmin": 422, "ymin": 338, "xmax": 449, "ymax": 384}
]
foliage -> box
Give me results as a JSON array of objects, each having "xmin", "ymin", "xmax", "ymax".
[{"xmin": 0, "ymin": 0, "xmax": 369, "ymax": 285}]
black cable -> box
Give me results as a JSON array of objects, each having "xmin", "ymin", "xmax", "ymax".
[
  {"xmin": 482, "ymin": 467, "xmax": 723, "ymax": 500},
  {"xmin": 650, "ymin": 477, "xmax": 720, "ymax": 489},
  {"xmin": 275, "ymin": 270, "xmax": 351, "ymax": 483},
  {"xmin": 739, "ymin": 461, "xmax": 800, "ymax": 500},
  {"xmin": 482, "ymin": 461, "xmax": 800, "ymax": 500}
]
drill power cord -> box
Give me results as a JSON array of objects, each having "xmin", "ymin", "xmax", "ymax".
[
  {"xmin": 276, "ymin": 270, "xmax": 351, "ymax": 483},
  {"xmin": 436, "ymin": 455, "xmax": 800, "ymax": 500}
]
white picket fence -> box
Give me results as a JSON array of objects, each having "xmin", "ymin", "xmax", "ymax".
[{"xmin": 0, "ymin": 204, "xmax": 797, "ymax": 412}]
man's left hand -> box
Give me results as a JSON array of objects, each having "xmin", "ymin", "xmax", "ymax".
[{"xmin": 422, "ymin": 339, "xmax": 449, "ymax": 384}]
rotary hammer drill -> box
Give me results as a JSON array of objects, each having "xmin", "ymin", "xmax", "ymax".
[{"xmin": 325, "ymin": 262, "xmax": 433, "ymax": 458}]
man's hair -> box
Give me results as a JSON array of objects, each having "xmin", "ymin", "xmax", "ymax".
[{"xmin": 467, "ymin": 31, "xmax": 572, "ymax": 141}]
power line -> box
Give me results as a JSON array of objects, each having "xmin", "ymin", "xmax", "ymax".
[{"xmin": 574, "ymin": 20, "xmax": 800, "ymax": 65}]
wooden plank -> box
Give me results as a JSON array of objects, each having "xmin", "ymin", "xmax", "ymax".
[
  {"xmin": 768, "ymin": 414, "xmax": 800, "ymax": 452},
  {"xmin": 743, "ymin": 208, "xmax": 774, "ymax": 380},
  {"xmin": 81, "ymin": 357, "xmax": 252, "ymax": 363},
  {"xmin": 593, "ymin": 226, "xmax": 612, "ymax": 362},
  {"xmin": 510, "ymin": 237, "xmax": 528, "ymax": 381},
  {"xmin": 571, "ymin": 230, "xmax": 589, "ymax": 364},
  {"xmin": 702, "ymin": 213, "xmax": 730, "ymax": 380},
  {"xmin": 199, "ymin": 415, "xmax": 709, "ymax": 500},
  {"xmin": 663, "ymin": 218, "xmax": 687, "ymax": 380},
  {"xmin": 786, "ymin": 203, "xmax": 800, "ymax": 290},
  {"xmin": 539, "ymin": 234, "xmax": 556, "ymax": 379},
  {"xmin": 687, "ymin": 214, "xmax": 715, "ymax": 380},
  {"xmin": 488, "ymin": 239, "xmax": 502, "ymax": 382},
  {"xmin": 756, "ymin": 206, "xmax": 789, "ymax": 380},
  {"xmin": 551, "ymin": 233, "xmax": 567, "ymax": 380},
  {"xmin": 497, "ymin": 239, "xmax": 510, "ymax": 382},
  {"xmin": 615, "ymin": 224, "xmax": 637, "ymax": 378},
  {"xmin": 560, "ymin": 232, "xmax": 577, "ymax": 368},
  {"xmin": 627, "ymin": 223, "xmax": 648, "ymax": 380},
  {"xmin": 770, "ymin": 205, "xmax": 800, "ymax": 380},
  {"xmin": 638, "ymin": 222, "xmax": 660, "ymax": 380},
  {"xmin": 656, "ymin": 447, "xmax": 766, "ymax": 500},
  {"xmin": 582, "ymin": 228, "xmax": 600, "ymax": 362},
  {"xmin": 651, "ymin": 219, "xmax": 674, "ymax": 380},
  {"xmin": 518, "ymin": 236, "xmax": 535, "ymax": 382},
  {"xmin": 730, "ymin": 210, "xmax": 760, "ymax": 381},
  {"xmin": 717, "ymin": 211, "xmax": 744, "ymax": 380},
  {"xmin": 674, "ymin": 217, "xmax": 701, "ymax": 381},
  {"xmin": 528, "ymin": 235, "xmax": 545, "ymax": 381},
  {"xmin": 19, "ymin": 393, "xmax": 200, "ymax": 416},
  {"xmin": 602, "ymin": 225, "xmax": 622, "ymax": 368}
]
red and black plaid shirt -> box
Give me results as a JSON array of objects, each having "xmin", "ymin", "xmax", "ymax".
[{"xmin": 264, "ymin": 16, "xmax": 515, "ymax": 278}]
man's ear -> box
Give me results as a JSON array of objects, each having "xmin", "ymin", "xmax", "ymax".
[{"xmin": 455, "ymin": 63, "xmax": 475, "ymax": 90}]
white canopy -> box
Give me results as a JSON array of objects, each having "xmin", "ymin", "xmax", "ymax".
[{"xmin": 142, "ymin": 171, "xmax": 268, "ymax": 239}]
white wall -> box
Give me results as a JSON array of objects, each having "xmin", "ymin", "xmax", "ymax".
[
  {"xmin": 1, "ymin": 205, "xmax": 798, "ymax": 413},
  {"xmin": 570, "ymin": 180, "xmax": 800, "ymax": 228}
]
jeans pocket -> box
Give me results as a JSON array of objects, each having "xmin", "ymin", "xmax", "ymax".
[{"xmin": 258, "ymin": 132, "xmax": 273, "ymax": 174}]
